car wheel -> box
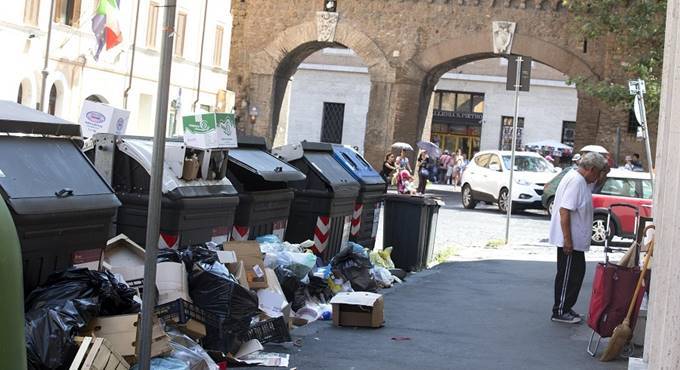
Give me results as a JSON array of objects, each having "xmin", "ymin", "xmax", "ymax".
[
  {"xmin": 462, "ymin": 184, "xmax": 477, "ymax": 209},
  {"xmin": 547, "ymin": 197, "xmax": 555, "ymax": 217},
  {"xmin": 498, "ymin": 188, "xmax": 511, "ymax": 213},
  {"xmin": 591, "ymin": 214, "xmax": 614, "ymax": 246}
]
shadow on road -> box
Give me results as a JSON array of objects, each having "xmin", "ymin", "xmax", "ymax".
[{"xmin": 280, "ymin": 259, "xmax": 630, "ymax": 370}]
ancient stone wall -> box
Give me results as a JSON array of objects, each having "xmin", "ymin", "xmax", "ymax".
[{"xmin": 229, "ymin": 0, "xmax": 650, "ymax": 167}]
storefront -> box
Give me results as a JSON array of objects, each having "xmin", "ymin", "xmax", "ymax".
[{"xmin": 430, "ymin": 90, "xmax": 484, "ymax": 159}]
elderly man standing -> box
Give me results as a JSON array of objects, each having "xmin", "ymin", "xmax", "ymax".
[{"xmin": 550, "ymin": 151, "xmax": 608, "ymax": 324}]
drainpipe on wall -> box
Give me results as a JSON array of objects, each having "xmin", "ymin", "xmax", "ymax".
[
  {"xmin": 123, "ymin": 0, "xmax": 142, "ymax": 109},
  {"xmin": 39, "ymin": 0, "xmax": 56, "ymax": 112},
  {"xmin": 192, "ymin": 0, "xmax": 209, "ymax": 112}
]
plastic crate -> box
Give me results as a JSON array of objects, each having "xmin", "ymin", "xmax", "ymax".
[
  {"xmin": 155, "ymin": 299, "xmax": 220, "ymax": 329},
  {"xmin": 239, "ymin": 317, "xmax": 291, "ymax": 344}
]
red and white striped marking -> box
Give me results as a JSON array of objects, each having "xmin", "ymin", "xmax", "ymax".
[
  {"xmin": 159, "ymin": 232, "xmax": 179, "ymax": 249},
  {"xmin": 312, "ymin": 216, "xmax": 331, "ymax": 254},
  {"xmin": 231, "ymin": 225, "xmax": 250, "ymax": 241},
  {"xmin": 211, "ymin": 226, "xmax": 230, "ymax": 245},
  {"xmin": 351, "ymin": 203, "xmax": 364, "ymax": 237}
]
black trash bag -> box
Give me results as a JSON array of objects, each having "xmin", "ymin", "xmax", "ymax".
[
  {"xmin": 157, "ymin": 248, "xmax": 183, "ymax": 263},
  {"xmin": 25, "ymin": 268, "xmax": 140, "ymax": 315},
  {"xmin": 331, "ymin": 245, "xmax": 378, "ymax": 292},
  {"xmin": 25, "ymin": 299, "xmax": 98, "ymax": 370},
  {"xmin": 306, "ymin": 275, "xmax": 333, "ymax": 302},
  {"xmin": 188, "ymin": 259, "xmax": 259, "ymax": 355},
  {"xmin": 181, "ymin": 245, "xmax": 219, "ymax": 270},
  {"xmin": 274, "ymin": 266, "xmax": 306, "ymax": 312},
  {"xmin": 24, "ymin": 268, "xmax": 139, "ymax": 370}
]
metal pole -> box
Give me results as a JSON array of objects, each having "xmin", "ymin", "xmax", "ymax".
[
  {"xmin": 123, "ymin": 0, "xmax": 143, "ymax": 109},
  {"xmin": 504, "ymin": 56, "xmax": 522, "ymax": 245},
  {"xmin": 637, "ymin": 91, "xmax": 655, "ymax": 191},
  {"xmin": 615, "ymin": 127, "xmax": 621, "ymax": 166},
  {"xmin": 138, "ymin": 1, "xmax": 176, "ymax": 369},
  {"xmin": 192, "ymin": 0, "xmax": 209, "ymax": 112},
  {"xmin": 39, "ymin": 0, "xmax": 56, "ymax": 112}
]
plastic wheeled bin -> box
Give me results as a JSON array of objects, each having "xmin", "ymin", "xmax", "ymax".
[
  {"xmin": 87, "ymin": 136, "xmax": 239, "ymax": 248},
  {"xmin": 331, "ymin": 145, "xmax": 386, "ymax": 249},
  {"xmin": 226, "ymin": 136, "xmax": 305, "ymax": 240},
  {"xmin": 273, "ymin": 141, "xmax": 360, "ymax": 263},
  {"xmin": 0, "ymin": 101, "xmax": 121, "ymax": 294},
  {"xmin": 382, "ymin": 194, "xmax": 441, "ymax": 271}
]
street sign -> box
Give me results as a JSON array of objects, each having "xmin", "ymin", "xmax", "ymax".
[{"xmin": 506, "ymin": 55, "xmax": 532, "ymax": 92}]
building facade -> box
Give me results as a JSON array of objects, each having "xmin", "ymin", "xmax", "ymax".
[
  {"xmin": 0, "ymin": 0, "xmax": 234, "ymax": 136},
  {"xmin": 280, "ymin": 49, "xmax": 577, "ymax": 158}
]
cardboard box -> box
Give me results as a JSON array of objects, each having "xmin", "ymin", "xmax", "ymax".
[
  {"xmin": 182, "ymin": 112, "xmax": 238, "ymax": 149},
  {"xmin": 223, "ymin": 241, "xmax": 268, "ymax": 289},
  {"xmin": 103, "ymin": 234, "xmax": 145, "ymax": 282},
  {"xmin": 227, "ymin": 260, "xmax": 250, "ymax": 290},
  {"xmin": 79, "ymin": 100, "xmax": 130, "ymax": 138},
  {"xmin": 84, "ymin": 314, "xmax": 170, "ymax": 359},
  {"xmin": 330, "ymin": 292, "xmax": 384, "ymax": 328},
  {"xmin": 103, "ymin": 234, "xmax": 190, "ymax": 304}
]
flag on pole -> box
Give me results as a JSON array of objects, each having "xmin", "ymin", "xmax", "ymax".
[{"xmin": 92, "ymin": 0, "xmax": 122, "ymax": 60}]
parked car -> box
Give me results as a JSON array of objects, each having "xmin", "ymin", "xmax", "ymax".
[
  {"xmin": 541, "ymin": 166, "xmax": 575, "ymax": 216},
  {"xmin": 461, "ymin": 150, "xmax": 559, "ymax": 212},
  {"xmin": 591, "ymin": 168, "xmax": 653, "ymax": 245}
]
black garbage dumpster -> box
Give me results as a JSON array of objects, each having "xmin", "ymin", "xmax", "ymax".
[
  {"xmin": 331, "ymin": 145, "xmax": 386, "ymax": 249},
  {"xmin": 87, "ymin": 136, "xmax": 239, "ymax": 248},
  {"xmin": 0, "ymin": 101, "xmax": 121, "ymax": 294},
  {"xmin": 226, "ymin": 136, "xmax": 305, "ymax": 240},
  {"xmin": 382, "ymin": 194, "xmax": 441, "ymax": 271},
  {"xmin": 274, "ymin": 142, "xmax": 360, "ymax": 263}
]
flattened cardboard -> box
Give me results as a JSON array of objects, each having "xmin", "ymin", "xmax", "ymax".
[
  {"xmin": 330, "ymin": 292, "xmax": 384, "ymax": 328},
  {"xmin": 156, "ymin": 262, "xmax": 190, "ymax": 305},
  {"xmin": 223, "ymin": 241, "xmax": 268, "ymax": 289},
  {"xmin": 256, "ymin": 268, "xmax": 288, "ymax": 318}
]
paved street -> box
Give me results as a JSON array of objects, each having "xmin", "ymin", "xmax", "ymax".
[{"xmin": 270, "ymin": 185, "xmax": 632, "ymax": 370}]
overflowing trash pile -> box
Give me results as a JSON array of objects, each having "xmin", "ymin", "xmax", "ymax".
[{"xmin": 25, "ymin": 234, "xmax": 405, "ymax": 369}]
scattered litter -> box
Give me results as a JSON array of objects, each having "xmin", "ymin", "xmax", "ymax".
[{"xmin": 391, "ymin": 336, "xmax": 411, "ymax": 341}]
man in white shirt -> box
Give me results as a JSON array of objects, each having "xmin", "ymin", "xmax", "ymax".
[{"xmin": 549, "ymin": 152, "xmax": 608, "ymax": 324}]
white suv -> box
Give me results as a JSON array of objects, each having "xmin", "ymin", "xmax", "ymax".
[{"xmin": 461, "ymin": 150, "xmax": 559, "ymax": 212}]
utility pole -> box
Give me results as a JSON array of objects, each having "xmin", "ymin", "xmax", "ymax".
[
  {"xmin": 504, "ymin": 55, "xmax": 523, "ymax": 245},
  {"xmin": 39, "ymin": 0, "xmax": 56, "ymax": 112},
  {"xmin": 137, "ymin": 1, "xmax": 176, "ymax": 369}
]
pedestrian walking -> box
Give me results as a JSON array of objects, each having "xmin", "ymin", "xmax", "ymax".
[
  {"xmin": 549, "ymin": 152, "xmax": 607, "ymax": 324},
  {"xmin": 439, "ymin": 150, "xmax": 451, "ymax": 183},
  {"xmin": 416, "ymin": 151, "xmax": 430, "ymax": 194},
  {"xmin": 452, "ymin": 149, "xmax": 465, "ymax": 187},
  {"xmin": 380, "ymin": 152, "xmax": 397, "ymax": 183}
]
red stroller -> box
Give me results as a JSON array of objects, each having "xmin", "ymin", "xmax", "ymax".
[{"xmin": 586, "ymin": 204, "xmax": 647, "ymax": 357}]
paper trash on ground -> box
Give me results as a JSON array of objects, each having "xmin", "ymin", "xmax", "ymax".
[{"xmin": 231, "ymin": 340, "xmax": 289, "ymax": 367}]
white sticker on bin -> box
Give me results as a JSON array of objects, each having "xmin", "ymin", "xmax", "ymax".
[{"xmin": 252, "ymin": 264, "xmax": 264, "ymax": 278}]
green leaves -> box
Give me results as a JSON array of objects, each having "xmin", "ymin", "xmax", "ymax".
[{"xmin": 565, "ymin": 0, "xmax": 666, "ymax": 114}]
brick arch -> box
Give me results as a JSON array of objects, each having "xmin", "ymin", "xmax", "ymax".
[
  {"xmin": 409, "ymin": 32, "xmax": 600, "ymax": 145},
  {"xmin": 245, "ymin": 19, "xmax": 394, "ymax": 140}
]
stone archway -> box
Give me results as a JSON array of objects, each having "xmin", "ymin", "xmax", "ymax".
[
  {"xmin": 397, "ymin": 32, "xmax": 601, "ymax": 158},
  {"xmin": 231, "ymin": 18, "xmax": 395, "ymax": 150}
]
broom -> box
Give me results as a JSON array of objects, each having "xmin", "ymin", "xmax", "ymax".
[{"xmin": 600, "ymin": 238, "xmax": 654, "ymax": 361}]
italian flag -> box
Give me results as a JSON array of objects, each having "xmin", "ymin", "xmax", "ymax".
[{"xmin": 92, "ymin": 0, "xmax": 122, "ymax": 60}]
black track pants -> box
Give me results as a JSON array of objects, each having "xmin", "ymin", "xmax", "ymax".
[{"xmin": 553, "ymin": 248, "xmax": 586, "ymax": 316}]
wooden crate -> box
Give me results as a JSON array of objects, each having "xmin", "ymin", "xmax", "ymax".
[
  {"xmin": 83, "ymin": 314, "xmax": 172, "ymax": 360},
  {"xmin": 70, "ymin": 337, "xmax": 130, "ymax": 370}
]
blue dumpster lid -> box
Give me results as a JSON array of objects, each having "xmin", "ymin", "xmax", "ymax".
[
  {"xmin": 331, "ymin": 145, "xmax": 385, "ymax": 186},
  {"xmin": 0, "ymin": 136, "xmax": 120, "ymax": 215},
  {"xmin": 296, "ymin": 142, "xmax": 360, "ymax": 192},
  {"xmin": 0, "ymin": 100, "xmax": 81, "ymax": 137}
]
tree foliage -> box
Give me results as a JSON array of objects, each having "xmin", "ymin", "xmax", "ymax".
[{"xmin": 564, "ymin": 0, "xmax": 666, "ymax": 114}]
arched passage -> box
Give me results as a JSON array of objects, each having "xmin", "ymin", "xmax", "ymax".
[
  {"xmin": 407, "ymin": 33, "xmax": 600, "ymax": 154},
  {"xmin": 241, "ymin": 20, "xmax": 394, "ymax": 152}
]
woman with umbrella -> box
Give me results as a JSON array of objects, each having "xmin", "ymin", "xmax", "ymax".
[
  {"xmin": 392, "ymin": 142, "xmax": 413, "ymax": 174},
  {"xmin": 416, "ymin": 150, "xmax": 430, "ymax": 194}
]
